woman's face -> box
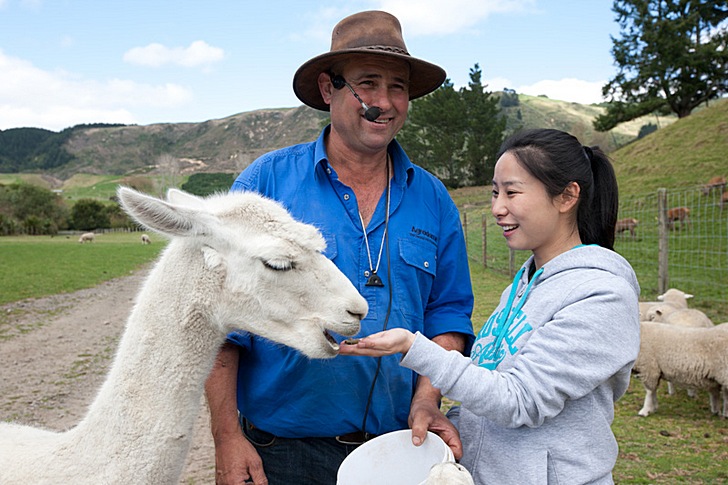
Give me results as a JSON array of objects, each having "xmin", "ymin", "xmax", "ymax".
[{"xmin": 491, "ymin": 151, "xmax": 580, "ymax": 268}]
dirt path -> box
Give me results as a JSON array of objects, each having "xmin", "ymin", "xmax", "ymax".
[{"xmin": 0, "ymin": 266, "xmax": 215, "ymax": 484}]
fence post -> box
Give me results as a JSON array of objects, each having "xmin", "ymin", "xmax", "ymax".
[
  {"xmin": 481, "ymin": 213, "xmax": 487, "ymax": 268},
  {"xmin": 657, "ymin": 188, "xmax": 669, "ymax": 294},
  {"xmin": 509, "ymin": 249, "xmax": 516, "ymax": 277}
]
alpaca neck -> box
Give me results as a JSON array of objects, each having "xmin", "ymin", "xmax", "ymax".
[{"xmin": 69, "ymin": 243, "xmax": 226, "ymax": 480}]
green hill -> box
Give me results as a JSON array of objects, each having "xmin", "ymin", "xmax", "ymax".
[
  {"xmin": 504, "ymin": 94, "xmax": 676, "ymax": 153},
  {"xmin": 610, "ymin": 97, "xmax": 728, "ymax": 195}
]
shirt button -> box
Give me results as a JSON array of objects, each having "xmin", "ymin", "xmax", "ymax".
[
  {"xmin": 326, "ymin": 167, "xmax": 332, "ymax": 174},
  {"xmin": 344, "ymin": 194, "xmax": 350, "ymax": 200},
  {"xmin": 364, "ymin": 270, "xmax": 371, "ymax": 277},
  {"xmin": 424, "ymin": 261, "xmax": 430, "ymax": 268}
]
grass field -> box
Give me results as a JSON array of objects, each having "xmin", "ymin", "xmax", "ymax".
[{"xmin": 0, "ymin": 232, "xmax": 165, "ymax": 305}]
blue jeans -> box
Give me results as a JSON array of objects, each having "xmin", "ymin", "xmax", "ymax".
[{"xmin": 241, "ymin": 417, "xmax": 362, "ymax": 485}]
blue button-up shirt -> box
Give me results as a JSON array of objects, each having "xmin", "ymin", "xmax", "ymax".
[{"xmin": 228, "ymin": 126, "xmax": 474, "ymax": 438}]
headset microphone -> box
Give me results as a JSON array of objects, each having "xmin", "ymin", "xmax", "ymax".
[{"xmin": 331, "ymin": 74, "xmax": 381, "ymax": 122}]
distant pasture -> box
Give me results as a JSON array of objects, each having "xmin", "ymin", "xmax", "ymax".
[{"xmin": 0, "ymin": 232, "xmax": 164, "ymax": 305}]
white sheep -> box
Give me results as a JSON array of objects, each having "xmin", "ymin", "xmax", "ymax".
[
  {"xmin": 638, "ymin": 288, "xmax": 692, "ymax": 320},
  {"xmin": 0, "ymin": 187, "xmax": 368, "ymax": 485},
  {"xmin": 633, "ymin": 322, "xmax": 728, "ymax": 418},
  {"xmin": 646, "ymin": 305, "xmax": 714, "ymax": 398},
  {"xmin": 140, "ymin": 233, "xmax": 151, "ymax": 244},
  {"xmin": 78, "ymin": 232, "xmax": 95, "ymax": 243},
  {"xmin": 651, "ymin": 307, "xmax": 713, "ymax": 327}
]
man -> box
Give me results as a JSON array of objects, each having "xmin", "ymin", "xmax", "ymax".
[{"xmin": 205, "ymin": 10, "xmax": 474, "ymax": 485}]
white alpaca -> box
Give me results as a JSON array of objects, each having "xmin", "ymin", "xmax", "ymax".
[{"xmin": 0, "ymin": 187, "xmax": 368, "ymax": 485}]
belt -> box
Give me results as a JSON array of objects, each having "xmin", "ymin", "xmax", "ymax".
[{"xmin": 335, "ymin": 431, "xmax": 378, "ymax": 445}]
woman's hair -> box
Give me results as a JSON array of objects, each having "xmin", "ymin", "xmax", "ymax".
[{"xmin": 497, "ymin": 128, "xmax": 618, "ymax": 250}]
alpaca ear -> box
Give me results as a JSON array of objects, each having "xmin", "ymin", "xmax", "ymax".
[
  {"xmin": 118, "ymin": 186, "xmax": 217, "ymax": 237},
  {"xmin": 167, "ymin": 188, "xmax": 205, "ymax": 210}
]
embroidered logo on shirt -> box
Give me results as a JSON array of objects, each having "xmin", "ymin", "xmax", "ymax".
[{"xmin": 410, "ymin": 226, "xmax": 438, "ymax": 243}]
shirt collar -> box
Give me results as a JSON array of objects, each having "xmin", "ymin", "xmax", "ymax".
[{"xmin": 313, "ymin": 125, "xmax": 415, "ymax": 186}]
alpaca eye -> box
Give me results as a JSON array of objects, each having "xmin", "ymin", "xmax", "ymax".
[{"xmin": 262, "ymin": 259, "xmax": 296, "ymax": 272}]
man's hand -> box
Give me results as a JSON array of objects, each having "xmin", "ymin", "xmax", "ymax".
[
  {"xmin": 213, "ymin": 432, "xmax": 268, "ymax": 485},
  {"xmin": 409, "ymin": 376, "xmax": 463, "ymax": 460}
]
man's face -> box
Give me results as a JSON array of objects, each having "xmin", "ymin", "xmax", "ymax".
[{"xmin": 323, "ymin": 55, "xmax": 410, "ymax": 155}]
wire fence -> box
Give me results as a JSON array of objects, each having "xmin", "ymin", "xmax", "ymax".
[{"xmin": 460, "ymin": 185, "xmax": 728, "ymax": 323}]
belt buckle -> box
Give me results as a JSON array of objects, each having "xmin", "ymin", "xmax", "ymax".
[{"xmin": 335, "ymin": 431, "xmax": 374, "ymax": 445}]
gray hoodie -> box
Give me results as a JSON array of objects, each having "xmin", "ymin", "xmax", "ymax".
[{"xmin": 401, "ymin": 245, "xmax": 640, "ymax": 484}]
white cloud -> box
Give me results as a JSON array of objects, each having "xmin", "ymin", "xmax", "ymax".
[
  {"xmin": 0, "ymin": 49, "xmax": 193, "ymax": 131},
  {"xmin": 516, "ymin": 78, "xmax": 606, "ymax": 104},
  {"xmin": 123, "ymin": 40, "xmax": 225, "ymax": 68},
  {"xmin": 375, "ymin": 0, "xmax": 535, "ymax": 35}
]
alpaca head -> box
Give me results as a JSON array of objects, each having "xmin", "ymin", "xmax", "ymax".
[{"xmin": 117, "ymin": 186, "xmax": 368, "ymax": 359}]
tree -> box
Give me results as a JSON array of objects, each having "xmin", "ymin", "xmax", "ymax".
[
  {"xmin": 398, "ymin": 64, "xmax": 506, "ymax": 188},
  {"xmin": 0, "ymin": 183, "xmax": 68, "ymax": 235},
  {"xmin": 461, "ymin": 65, "xmax": 506, "ymax": 185},
  {"xmin": 181, "ymin": 173, "xmax": 236, "ymax": 196},
  {"xmin": 398, "ymin": 80, "xmax": 468, "ymax": 187},
  {"xmin": 71, "ymin": 199, "xmax": 110, "ymax": 231},
  {"xmin": 595, "ymin": 0, "xmax": 728, "ymax": 131}
]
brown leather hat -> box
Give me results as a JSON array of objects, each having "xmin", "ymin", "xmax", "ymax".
[{"xmin": 293, "ymin": 10, "xmax": 446, "ymax": 111}]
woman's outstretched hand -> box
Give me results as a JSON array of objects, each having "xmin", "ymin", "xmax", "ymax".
[{"xmin": 338, "ymin": 328, "xmax": 416, "ymax": 357}]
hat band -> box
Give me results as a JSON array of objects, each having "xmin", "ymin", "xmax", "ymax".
[{"xmin": 358, "ymin": 45, "xmax": 409, "ymax": 56}]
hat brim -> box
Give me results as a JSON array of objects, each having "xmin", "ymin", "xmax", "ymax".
[{"xmin": 293, "ymin": 49, "xmax": 446, "ymax": 112}]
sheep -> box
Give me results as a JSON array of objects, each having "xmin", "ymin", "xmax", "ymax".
[
  {"xmin": 0, "ymin": 187, "xmax": 368, "ymax": 485},
  {"xmin": 666, "ymin": 206, "xmax": 691, "ymax": 230},
  {"xmin": 615, "ymin": 217, "xmax": 639, "ymax": 239},
  {"xmin": 638, "ymin": 288, "xmax": 693, "ymax": 320},
  {"xmin": 650, "ymin": 307, "xmax": 713, "ymax": 327},
  {"xmin": 78, "ymin": 232, "xmax": 95, "ymax": 243},
  {"xmin": 702, "ymin": 175, "xmax": 726, "ymax": 196},
  {"xmin": 140, "ymin": 233, "xmax": 151, "ymax": 244},
  {"xmin": 632, "ymin": 322, "xmax": 728, "ymax": 418},
  {"xmin": 424, "ymin": 462, "xmax": 475, "ymax": 485}
]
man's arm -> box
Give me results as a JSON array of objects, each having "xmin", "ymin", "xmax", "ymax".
[{"xmin": 205, "ymin": 342, "xmax": 268, "ymax": 485}]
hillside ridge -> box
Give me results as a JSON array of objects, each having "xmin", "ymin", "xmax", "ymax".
[{"xmin": 0, "ymin": 94, "xmax": 679, "ymax": 181}]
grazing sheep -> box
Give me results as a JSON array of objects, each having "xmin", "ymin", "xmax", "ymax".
[
  {"xmin": 425, "ymin": 462, "xmax": 475, "ymax": 485},
  {"xmin": 615, "ymin": 217, "xmax": 639, "ymax": 239},
  {"xmin": 0, "ymin": 187, "xmax": 368, "ymax": 485},
  {"xmin": 666, "ymin": 206, "xmax": 691, "ymax": 230},
  {"xmin": 633, "ymin": 322, "xmax": 728, "ymax": 417},
  {"xmin": 702, "ymin": 175, "xmax": 726, "ymax": 196},
  {"xmin": 140, "ymin": 233, "xmax": 151, "ymax": 244},
  {"xmin": 78, "ymin": 232, "xmax": 95, "ymax": 243}
]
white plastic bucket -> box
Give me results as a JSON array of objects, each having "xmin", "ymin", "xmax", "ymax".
[{"xmin": 336, "ymin": 430, "xmax": 454, "ymax": 485}]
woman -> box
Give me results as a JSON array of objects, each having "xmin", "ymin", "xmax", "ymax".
[{"xmin": 339, "ymin": 129, "xmax": 641, "ymax": 484}]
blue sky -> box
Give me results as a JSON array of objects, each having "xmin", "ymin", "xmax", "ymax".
[{"xmin": 0, "ymin": 0, "xmax": 621, "ymax": 131}]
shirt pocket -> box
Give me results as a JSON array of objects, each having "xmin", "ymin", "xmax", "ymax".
[{"xmin": 395, "ymin": 238, "xmax": 437, "ymax": 323}]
